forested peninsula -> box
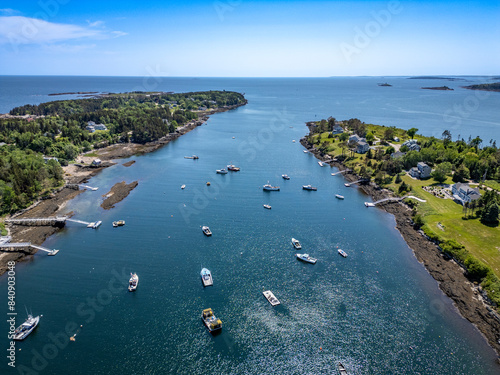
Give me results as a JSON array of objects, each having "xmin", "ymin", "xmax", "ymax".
[{"xmin": 0, "ymin": 90, "xmax": 246, "ymax": 223}]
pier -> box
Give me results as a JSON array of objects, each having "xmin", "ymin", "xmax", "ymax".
[
  {"xmin": 364, "ymin": 195, "xmax": 427, "ymax": 207},
  {"xmin": 0, "ymin": 238, "xmax": 59, "ymax": 256},
  {"xmin": 331, "ymin": 169, "xmax": 351, "ymax": 176},
  {"xmin": 6, "ymin": 217, "xmax": 93, "ymax": 227},
  {"xmin": 344, "ymin": 179, "xmax": 369, "ymax": 187}
]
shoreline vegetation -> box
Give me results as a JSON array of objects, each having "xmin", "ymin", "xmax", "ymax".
[
  {"xmin": 463, "ymin": 82, "xmax": 500, "ymax": 92},
  {"xmin": 0, "ymin": 91, "xmax": 247, "ymax": 275},
  {"xmin": 301, "ymin": 118, "xmax": 500, "ymax": 357}
]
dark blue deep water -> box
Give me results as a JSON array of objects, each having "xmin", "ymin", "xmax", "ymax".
[{"xmin": 1, "ymin": 76, "xmax": 499, "ymax": 374}]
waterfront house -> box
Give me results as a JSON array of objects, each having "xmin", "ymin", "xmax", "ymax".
[
  {"xmin": 409, "ymin": 162, "xmax": 432, "ymax": 179},
  {"xmin": 348, "ymin": 134, "xmax": 364, "ymax": 145},
  {"xmin": 356, "ymin": 141, "xmax": 370, "ymax": 154},
  {"xmin": 451, "ymin": 183, "xmax": 481, "ymax": 205},
  {"xmin": 402, "ymin": 139, "xmax": 421, "ymax": 151},
  {"xmin": 332, "ymin": 124, "xmax": 344, "ymax": 135}
]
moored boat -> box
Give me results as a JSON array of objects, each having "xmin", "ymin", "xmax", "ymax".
[
  {"xmin": 296, "ymin": 253, "xmax": 317, "ymax": 264},
  {"xmin": 216, "ymin": 168, "xmax": 228, "ymax": 174},
  {"xmin": 181, "ymin": 184, "xmax": 186, "ymax": 189},
  {"xmin": 202, "ymin": 226, "xmax": 212, "ymax": 236},
  {"xmin": 335, "ymin": 194, "xmax": 344, "ymax": 199},
  {"xmin": 227, "ymin": 164, "xmax": 240, "ymax": 171},
  {"xmin": 302, "ymin": 185, "xmax": 317, "ymax": 191},
  {"xmin": 318, "ymin": 161, "xmax": 324, "ymax": 167},
  {"xmin": 128, "ymin": 273, "xmax": 138, "ymax": 291},
  {"xmin": 201, "ymin": 308, "xmax": 222, "ymax": 333},
  {"xmin": 338, "ymin": 249, "xmax": 347, "ymax": 257},
  {"xmin": 113, "ymin": 220, "xmax": 125, "ymax": 227},
  {"xmin": 200, "ymin": 268, "xmax": 213, "ymax": 287},
  {"xmin": 338, "ymin": 362, "xmax": 348, "ymax": 375},
  {"xmin": 282, "ymin": 174, "xmax": 290, "ymax": 180},
  {"xmin": 13, "ymin": 314, "xmax": 40, "ymax": 341},
  {"xmin": 364, "ymin": 202, "xmax": 375, "ymax": 207},
  {"xmin": 263, "ymin": 204, "xmax": 272, "ymax": 209},
  {"xmin": 263, "ymin": 290, "xmax": 280, "ymax": 306},
  {"xmin": 263, "ymin": 183, "xmax": 280, "ymax": 191},
  {"xmin": 291, "ymin": 237, "xmax": 302, "ymax": 250}
]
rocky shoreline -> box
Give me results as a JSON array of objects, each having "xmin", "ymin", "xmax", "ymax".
[
  {"xmin": 0, "ymin": 102, "xmax": 246, "ymax": 276},
  {"xmin": 300, "ymin": 136, "xmax": 500, "ymax": 358}
]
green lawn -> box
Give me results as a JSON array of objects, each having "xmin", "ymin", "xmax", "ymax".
[
  {"xmin": 484, "ymin": 180, "xmax": 500, "ymax": 192},
  {"xmin": 401, "ymin": 175, "xmax": 500, "ymax": 275}
]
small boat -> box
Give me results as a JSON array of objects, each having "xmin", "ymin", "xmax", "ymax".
[
  {"xmin": 292, "ymin": 140, "xmax": 296, "ymax": 142},
  {"xmin": 87, "ymin": 222, "xmax": 95, "ymax": 228},
  {"xmin": 113, "ymin": 220, "xmax": 125, "ymax": 227},
  {"xmin": 202, "ymin": 226, "xmax": 212, "ymax": 236},
  {"xmin": 184, "ymin": 155, "xmax": 199, "ymax": 159},
  {"xmin": 216, "ymin": 168, "xmax": 228, "ymax": 174},
  {"xmin": 338, "ymin": 362, "xmax": 348, "ymax": 375},
  {"xmin": 92, "ymin": 220, "xmax": 102, "ymax": 229},
  {"xmin": 263, "ymin": 183, "xmax": 280, "ymax": 191},
  {"xmin": 291, "ymin": 237, "xmax": 302, "ymax": 250},
  {"xmin": 227, "ymin": 164, "xmax": 240, "ymax": 172},
  {"xmin": 206, "ymin": 182, "xmax": 211, "ymax": 186},
  {"xmin": 128, "ymin": 273, "xmax": 138, "ymax": 291},
  {"xmin": 338, "ymin": 249, "xmax": 347, "ymax": 258},
  {"xmin": 318, "ymin": 161, "xmax": 324, "ymax": 167},
  {"xmin": 201, "ymin": 308, "xmax": 222, "ymax": 333},
  {"xmin": 263, "ymin": 204, "xmax": 272, "ymax": 209},
  {"xmin": 200, "ymin": 268, "xmax": 213, "ymax": 287},
  {"xmin": 344, "ymin": 183, "xmax": 351, "ymax": 187},
  {"xmin": 193, "ymin": 155, "xmax": 199, "ymax": 159},
  {"xmin": 335, "ymin": 194, "xmax": 344, "ymax": 200},
  {"xmin": 296, "ymin": 253, "xmax": 317, "ymax": 264},
  {"xmin": 13, "ymin": 314, "xmax": 40, "ymax": 341},
  {"xmin": 364, "ymin": 202, "xmax": 375, "ymax": 207},
  {"xmin": 303, "ymin": 150, "xmax": 308, "ymax": 153},
  {"xmin": 282, "ymin": 174, "xmax": 290, "ymax": 180},
  {"xmin": 181, "ymin": 184, "xmax": 186, "ymax": 189},
  {"xmin": 302, "ymin": 185, "xmax": 317, "ymax": 191},
  {"xmin": 263, "ymin": 290, "xmax": 280, "ymax": 306}
]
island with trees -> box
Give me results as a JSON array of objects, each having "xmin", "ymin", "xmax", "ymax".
[{"xmin": 463, "ymin": 82, "xmax": 500, "ymax": 92}]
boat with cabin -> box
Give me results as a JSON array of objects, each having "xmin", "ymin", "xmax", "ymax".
[
  {"xmin": 227, "ymin": 164, "xmax": 240, "ymax": 171},
  {"xmin": 302, "ymin": 185, "xmax": 317, "ymax": 191},
  {"xmin": 338, "ymin": 249, "xmax": 347, "ymax": 258},
  {"xmin": 113, "ymin": 220, "xmax": 125, "ymax": 227},
  {"xmin": 296, "ymin": 253, "xmax": 317, "ymax": 264},
  {"xmin": 263, "ymin": 204, "xmax": 272, "ymax": 209},
  {"xmin": 216, "ymin": 168, "xmax": 228, "ymax": 174},
  {"xmin": 181, "ymin": 184, "xmax": 186, "ymax": 189},
  {"xmin": 200, "ymin": 268, "xmax": 213, "ymax": 287},
  {"xmin": 335, "ymin": 194, "xmax": 344, "ymax": 199},
  {"xmin": 263, "ymin": 290, "xmax": 280, "ymax": 306},
  {"xmin": 184, "ymin": 155, "xmax": 199, "ymax": 159},
  {"xmin": 201, "ymin": 308, "xmax": 222, "ymax": 333},
  {"xmin": 291, "ymin": 238, "xmax": 302, "ymax": 250},
  {"xmin": 282, "ymin": 174, "xmax": 290, "ymax": 180},
  {"xmin": 128, "ymin": 273, "xmax": 138, "ymax": 291},
  {"xmin": 13, "ymin": 313, "xmax": 40, "ymax": 341},
  {"xmin": 202, "ymin": 226, "xmax": 212, "ymax": 236},
  {"xmin": 263, "ymin": 183, "xmax": 280, "ymax": 191}
]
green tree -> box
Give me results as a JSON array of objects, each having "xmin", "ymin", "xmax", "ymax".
[
  {"xmin": 481, "ymin": 201, "xmax": 499, "ymax": 225},
  {"xmin": 407, "ymin": 127, "xmax": 418, "ymax": 139},
  {"xmin": 452, "ymin": 163, "xmax": 470, "ymax": 183},
  {"xmin": 431, "ymin": 162, "xmax": 452, "ymax": 183}
]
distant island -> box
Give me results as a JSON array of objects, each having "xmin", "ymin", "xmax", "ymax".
[
  {"xmin": 463, "ymin": 82, "xmax": 500, "ymax": 92},
  {"xmin": 409, "ymin": 76, "xmax": 462, "ymax": 81},
  {"xmin": 421, "ymin": 86, "xmax": 454, "ymax": 90},
  {"xmin": 378, "ymin": 83, "xmax": 392, "ymax": 87},
  {"xmin": 48, "ymin": 91, "xmax": 99, "ymax": 96}
]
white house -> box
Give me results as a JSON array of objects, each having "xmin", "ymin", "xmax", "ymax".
[
  {"xmin": 349, "ymin": 134, "xmax": 364, "ymax": 145},
  {"xmin": 86, "ymin": 121, "xmax": 107, "ymax": 132},
  {"xmin": 409, "ymin": 162, "xmax": 432, "ymax": 179},
  {"xmin": 332, "ymin": 124, "xmax": 344, "ymax": 135},
  {"xmin": 451, "ymin": 183, "xmax": 481, "ymax": 205}
]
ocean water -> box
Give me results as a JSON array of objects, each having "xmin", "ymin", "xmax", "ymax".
[{"xmin": 1, "ymin": 76, "xmax": 500, "ymax": 374}]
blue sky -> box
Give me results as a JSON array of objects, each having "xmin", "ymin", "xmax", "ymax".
[{"xmin": 0, "ymin": 0, "xmax": 498, "ymax": 76}]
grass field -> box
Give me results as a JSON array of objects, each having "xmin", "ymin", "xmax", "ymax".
[{"xmin": 399, "ymin": 175, "xmax": 500, "ymax": 276}]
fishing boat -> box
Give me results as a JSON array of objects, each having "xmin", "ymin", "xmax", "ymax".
[
  {"xmin": 263, "ymin": 204, "xmax": 272, "ymax": 209},
  {"xmin": 263, "ymin": 183, "xmax": 280, "ymax": 191},
  {"xmin": 335, "ymin": 194, "xmax": 344, "ymax": 199},
  {"xmin": 338, "ymin": 249, "xmax": 347, "ymax": 258},
  {"xmin": 291, "ymin": 237, "xmax": 302, "ymax": 250},
  {"xmin": 302, "ymin": 185, "xmax": 317, "ymax": 191},
  {"xmin": 202, "ymin": 226, "xmax": 212, "ymax": 236},
  {"xmin": 263, "ymin": 290, "xmax": 280, "ymax": 306},
  {"xmin": 128, "ymin": 273, "xmax": 138, "ymax": 292},
  {"xmin": 200, "ymin": 268, "xmax": 213, "ymax": 287},
  {"xmin": 282, "ymin": 174, "xmax": 290, "ymax": 180},
  {"xmin": 227, "ymin": 164, "xmax": 240, "ymax": 171},
  {"xmin": 216, "ymin": 168, "xmax": 228, "ymax": 174},
  {"xmin": 296, "ymin": 253, "xmax": 317, "ymax": 264},
  {"xmin": 181, "ymin": 184, "xmax": 186, "ymax": 189},
  {"xmin": 112, "ymin": 220, "xmax": 125, "ymax": 227},
  {"xmin": 13, "ymin": 313, "xmax": 40, "ymax": 341},
  {"xmin": 201, "ymin": 308, "xmax": 222, "ymax": 333},
  {"xmin": 338, "ymin": 362, "xmax": 348, "ymax": 375}
]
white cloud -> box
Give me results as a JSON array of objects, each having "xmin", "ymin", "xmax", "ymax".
[
  {"xmin": 0, "ymin": 16, "xmax": 125, "ymax": 45},
  {"xmin": 0, "ymin": 9, "xmax": 18, "ymax": 15},
  {"xmin": 87, "ymin": 20, "xmax": 105, "ymax": 28}
]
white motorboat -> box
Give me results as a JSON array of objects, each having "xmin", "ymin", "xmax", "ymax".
[
  {"xmin": 263, "ymin": 204, "xmax": 272, "ymax": 209},
  {"xmin": 335, "ymin": 194, "xmax": 344, "ymax": 199},
  {"xmin": 291, "ymin": 238, "xmax": 302, "ymax": 250},
  {"xmin": 202, "ymin": 226, "xmax": 212, "ymax": 236},
  {"xmin": 200, "ymin": 268, "xmax": 213, "ymax": 287},
  {"xmin": 302, "ymin": 185, "xmax": 317, "ymax": 191},
  {"xmin": 282, "ymin": 174, "xmax": 290, "ymax": 180},
  {"xmin": 181, "ymin": 184, "xmax": 186, "ymax": 189},
  {"xmin": 227, "ymin": 164, "xmax": 240, "ymax": 171},
  {"xmin": 296, "ymin": 253, "xmax": 317, "ymax": 264},
  {"xmin": 318, "ymin": 161, "xmax": 324, "ymax": 167},
  {"xmin": 13, "ymin": 314, "xmax": 40, "ymax": 341},
  {"xmin": 338, "ymin": 249, "xmax": 348, "ymax": 258},
  {"xmin": 128, "ymin": 273, "xmax": 138, "ymax": 291},
  {"xmin": 216, "ymin": 168, "xmax": 228, "ymax": 174},
  {"xmin": 263, "ymin": 290, "xmax": 280, "ymax": 306},
  {"xmin": 263, "ymin": 183, "xmax": 280, "ymax": 191}
]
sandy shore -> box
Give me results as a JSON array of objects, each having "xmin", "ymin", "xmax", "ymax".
[
  {"xmin": 300, "ymin": 136, "xmax": 500, "ymax": 358},
  {"xmin": 0, "ymin": 103, "xmax": 245, "ymax": 276}
]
